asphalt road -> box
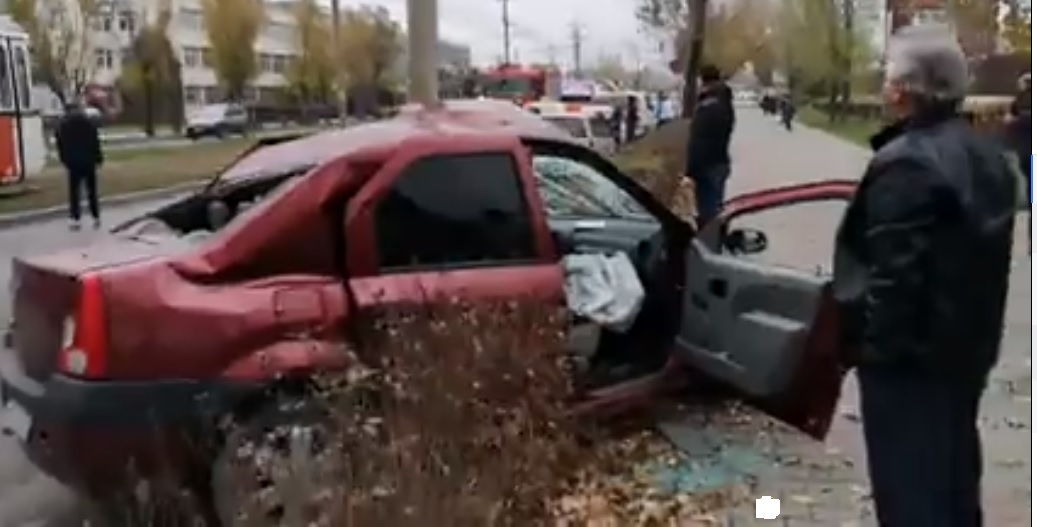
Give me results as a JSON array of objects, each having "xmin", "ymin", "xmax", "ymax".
[
  {"xmin": 0, "ymin": 110, "xmax": 1030, "ymax": 525},
  {"xmin": 0, "ymin": 197, "xmax": 186, "ymax": 527}
]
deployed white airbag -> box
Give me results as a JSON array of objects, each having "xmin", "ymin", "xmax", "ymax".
[{"xmin": 562, "ymin": 253, "xmax": 646, "ymax": 333}]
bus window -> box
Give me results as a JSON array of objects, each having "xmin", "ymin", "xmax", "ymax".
[
  {"xmin": 0, "ymin": 44, "xmax": 11, "ymax": 110},
  {"xmin": 14, "ymin": 46, "xmax": 30, "ymax": 110}
]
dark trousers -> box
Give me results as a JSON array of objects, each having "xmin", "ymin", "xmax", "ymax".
[
  {"xmin": 693, "ymin": 163, "xmax": 730, "ymax": 226},
  {"xmin": 67, "ymin": 166, "xmax": 99, "ymax": 221},
  {"xmin": 858, "ymin": 366, "xmax": 985, "ymax": 527}
]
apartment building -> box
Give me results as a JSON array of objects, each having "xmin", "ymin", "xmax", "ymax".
[{"xmin": 75, "ymin": 0, "xmax": 473, "ymax": 112}]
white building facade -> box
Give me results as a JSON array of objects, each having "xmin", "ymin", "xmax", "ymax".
[{"xmin": 74, "ymin": 0, "xmax": 472, "ymax": 111}]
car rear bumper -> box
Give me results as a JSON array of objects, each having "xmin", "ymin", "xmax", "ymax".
[{"xmin": 0, "ymin": 346, "xmax": 258, "ymax": 491}]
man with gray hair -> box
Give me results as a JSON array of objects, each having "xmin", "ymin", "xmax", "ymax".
[{"xmin": 834, "ymin": 25, "xmax": 1016, "ymax": 526}]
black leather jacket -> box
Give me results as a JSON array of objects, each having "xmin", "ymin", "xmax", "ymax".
[{"xmin": 833, "ymin": 111, "xmax": 1017, "ymax": 379}]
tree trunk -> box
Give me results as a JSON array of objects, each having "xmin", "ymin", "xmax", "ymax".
[
  {"xmin": 681, "ymin": 0, "xmax": 708, "ymax": 118},
  {"xmin": 143, "ymin": 81, "xmax": 156, "ymax": 137}
]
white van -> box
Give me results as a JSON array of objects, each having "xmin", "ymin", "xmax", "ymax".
[{"xmin": 538, "ymin": 104, "xmax": 617, "ymax": 155}]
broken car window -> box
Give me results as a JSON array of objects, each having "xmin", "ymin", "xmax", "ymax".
[
  {"xmin": 533, "ymin": 155, "xmax": 651, "ymax": 220},
  {"xmin": 374, "ymin": 152, "xmax": 539, "ymax": 270}
]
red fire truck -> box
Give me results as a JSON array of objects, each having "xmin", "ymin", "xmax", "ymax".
[{"xmin": 478, "ymin": 64, "xmax": 562, "ymax": 105}]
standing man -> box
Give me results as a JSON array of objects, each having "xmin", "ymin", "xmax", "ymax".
[
  {"xmin": 655, "ymin": 92, "xmax": 676, "ymax": 127},
  {"xmin": 833, "ymin": 26, "xmax": 1016, "ymax": 526},
  {"xmin": 55, "ymin": 103, "xmax": 104, "ymax": 230},
  {"xmin": 779, "ymin": 92, "xmax": 797, "ymax": 132},
  {"xmin": 686, "ymin": 64, "xmax": 734, "ymax": 226},
  {"xmin": 1007, "ymin": 73, "xmax": 1030, "ymax": 251},
  {"xmin": 624, "ymin": 95, "xmax": 639, "ymax": 143}
]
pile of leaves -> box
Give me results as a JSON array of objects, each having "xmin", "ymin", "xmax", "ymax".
[{"xmin": 208, "ymin": 300, "xmax": 751, "ymax": 526}]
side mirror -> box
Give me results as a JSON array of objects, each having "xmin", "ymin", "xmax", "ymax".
[{"xmin": 724, "ymin": 228, "xmax": 768, "ymax": 255}]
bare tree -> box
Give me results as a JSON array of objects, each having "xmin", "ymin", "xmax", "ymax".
[{"xmin": 9, "ymin": 0, "xmax": 101, "ymax": 106}]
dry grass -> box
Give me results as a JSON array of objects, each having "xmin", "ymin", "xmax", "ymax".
[
  {"xmin": 122, "ymin": 300, "xmax": 749, "ymax": 527},
  {"xmin": 614, "ymin": 120, "xmax": 697, "ymax": 222},
  {"xmin": 0, "ymin": 140, "xmax": 253, "ymax": 215}
]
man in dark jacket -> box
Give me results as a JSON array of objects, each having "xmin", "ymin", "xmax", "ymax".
[
  {"xmin": 624, "ymin": 95, "xmax": 639, "ymax": 143},
  {"xmin": 833, "ymin": 26, "xmax": 1016, "ymax": 526},
  {"xmin": 55, "ymin": 103, "xmax": 104, "ymax": 230},
  {"xmin": 1007, "ymin": 73, "xmax": 1030, "ymax": 250},
  {"xmin": 686, "ymin": 64, "xmax": 735, "ymax": 226}
]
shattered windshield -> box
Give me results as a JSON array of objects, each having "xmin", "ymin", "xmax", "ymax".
[{"xmin": 532, "ymin": 155, "xmax": 651, "ymax": 220}]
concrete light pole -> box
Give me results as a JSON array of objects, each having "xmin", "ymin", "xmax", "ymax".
[{"xmin": 406, "ymin": 0, "xmax": 439, "ymax": 105}]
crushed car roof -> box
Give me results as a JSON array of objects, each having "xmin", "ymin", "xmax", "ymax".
[{"xmin": 220, "ymin": 99, "xmax": 576, "ymax": 183}]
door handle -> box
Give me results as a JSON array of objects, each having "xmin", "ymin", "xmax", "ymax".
[
  {"xmin": 573, "ymin": 220, "xmax": 606, "ymax": 232},
  {"xmin": 707, "ymin": 278, "xmax": 728, "ymax": 298}
]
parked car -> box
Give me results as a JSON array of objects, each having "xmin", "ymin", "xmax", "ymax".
[
  {"xmin": 0, "ymin": 99, "xmax": 855, "ymax": 520},
  {"xmin": 185, "ymin": 103, "xmax": 250, "ymax": 140}
]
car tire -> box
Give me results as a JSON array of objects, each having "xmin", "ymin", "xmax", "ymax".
[{"xmin": 209, "ymin": 394, "xmax": 339, "ymax": 526}]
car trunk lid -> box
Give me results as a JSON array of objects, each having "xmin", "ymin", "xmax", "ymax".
[{"xmin": 8, "ymin": 236, "xmax": 185, "ymax": 381}]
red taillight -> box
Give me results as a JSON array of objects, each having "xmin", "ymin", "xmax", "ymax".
[{"xmin": 58, "ymin": 274, "xmax": 108, "ymax": 378}]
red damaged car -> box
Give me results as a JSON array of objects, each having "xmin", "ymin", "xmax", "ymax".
[{"xmin": 1, "ymin": 99, "xmax": 855, "ymax": 519}]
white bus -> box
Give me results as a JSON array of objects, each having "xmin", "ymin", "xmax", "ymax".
[{"xmin": 0, "ymin": 16, "xmax": 45, "ymax": 185}]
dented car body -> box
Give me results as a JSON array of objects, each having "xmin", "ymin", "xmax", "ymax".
[{"xmin": 1, "ymin": 99, "xmax": 857, "ymax": 496}]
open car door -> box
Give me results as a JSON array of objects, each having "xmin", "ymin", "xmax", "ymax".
[{"xmin": 674, "ymin": 180, "xmax": 858, "ymax": 440}]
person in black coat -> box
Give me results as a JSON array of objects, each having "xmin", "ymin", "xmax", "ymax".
[
  {"xmin": 624, "ymin": 95, "xmax": 639, "ymax": 143},
  {"xmin": 55, "ymin": 104, "xmax": 104, "ymax": 230},
  {"xmin": 685, "ymin": 64, "xmax": 735, "ymax": 226},
  {"xmin": 1007, "ymin": 73, "xmax": 1030, "ymax": 250},
  {"xmin": 833, "ymin": 25, "xmax": 1016, "ymax": 526}
]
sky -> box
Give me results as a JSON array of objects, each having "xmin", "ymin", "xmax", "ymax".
[{"xmin": 333, "ymin": 0, "xmax": 670, "ymax": 69}]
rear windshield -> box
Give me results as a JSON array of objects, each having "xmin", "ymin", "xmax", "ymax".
[{"xmin": 544, "ymin": 116, "xmax": 588, "ymax": 138}]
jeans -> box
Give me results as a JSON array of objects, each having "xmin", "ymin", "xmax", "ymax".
[
  {"xmin": 858, "ymin": 366, "xmax": 985, "ymax": 527},
  {"xmin": 693, "ymin": 163, "xmax": 731, "ymax": 227},
  {"xmin": 67, "ymin": 166, "xmax": 99, "ymax": 221}
]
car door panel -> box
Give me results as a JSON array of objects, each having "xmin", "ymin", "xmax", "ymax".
[
  {"xmin": 677, "ymin": 180, "xmax": 857, "ymax": 440},
  {"xmin": 548, "ymin": 218, "xmax": 664, "ymax": 274}
]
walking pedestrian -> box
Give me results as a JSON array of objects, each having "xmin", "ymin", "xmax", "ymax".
[
  {"xmin": 778, "ymin": 94, "xmax": 796, "ymax": 131},
  {"xmin": 624, "ymin": 95, "xmax": 639, "ymax": 143},
  {"xmin": 655, "ymin": 92, "xmax": 676, "ymax": 126},
  {"xmin": 833, "ymin": 25, "xmax": 1016, "ymax": 527},
  {"xmin": 685, "ymin": 64, "xmax": 735, "ymax": 226},
  {"xmin": 609, "ymin": 103, "xmax": 624, "ymax": 148},
  {"xmin": 55, "ymin": 103, "xmax": 104, "ymax": 230}
]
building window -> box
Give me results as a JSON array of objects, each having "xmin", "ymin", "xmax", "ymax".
[
  {"xmin": 118, "ymin": 12, "xmax": 136, "ymax": 34},
  {"xmin": 183, "ymin": 47, "xmax": 206, "ymax": 69},
  {"xmin": 179, "ymin": 8, "xmax": 204, "ymax": 31},
  {"xmin": 95, "ymin": 48, "xmax": 114, "ymax": 70},
  {"xmin": 184, "ymin": 86, "xmax": 204, "ymax": 105},
  {"xmin": 93, "ymin": 16, "xmax": 113, "ymax": 32}
]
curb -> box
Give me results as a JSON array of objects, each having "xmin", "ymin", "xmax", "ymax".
[{"xmin": 0, "ymin": 181, "xmax": 206, "ymax": 229}]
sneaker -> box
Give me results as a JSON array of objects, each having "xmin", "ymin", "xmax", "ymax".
[
  {"xmin": 69, "ymin": 219, "xmax": 81, "ymax": 231},
  {"xmin": 92, "ymin": 218, "xmax": 101, "ymax": 230}
]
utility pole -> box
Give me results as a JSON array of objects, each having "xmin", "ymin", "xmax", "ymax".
[
  {"xmin": 569, "ymin": 21, "xmax": 586, "ymax": 77},
  {"xmin": 331, "ymin": 0, "xmax": 346, "ymax": 123},
  {"xmin": 499, "ymin": 0, "xmax": 513, "ymax": 65},
  {"xmin": 681, "ymin": 0, "xmax": 707, "ymax": 117},
  {"xmin": 406, "ymin": 0, "xmax": 439, "ymax": 105}
]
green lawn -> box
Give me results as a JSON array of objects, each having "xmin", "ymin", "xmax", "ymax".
[{"xmin": 798, "ymin": 107, "xmax": 880, "ymax": 147}]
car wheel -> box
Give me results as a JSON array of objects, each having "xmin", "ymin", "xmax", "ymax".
[{"xmin": 210, "ymin": 395, "xmax": 341, "ymax": 526}]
